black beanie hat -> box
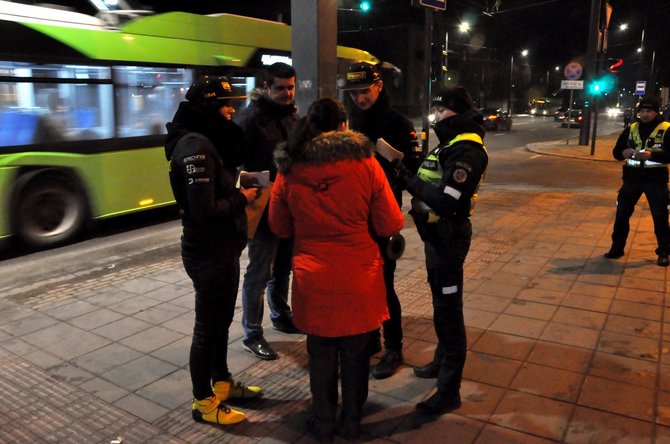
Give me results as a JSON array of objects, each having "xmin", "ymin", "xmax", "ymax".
[
  {"xmin": 432, "ymin": 86, "xmax": 475, "ymax": 114},
  {"xmin": 638, "ymin": 95, "xmax": 660, "ymax": 113}
]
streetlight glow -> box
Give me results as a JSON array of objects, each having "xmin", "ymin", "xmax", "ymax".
[
  {"xmin": 619, "ymin": 23, "xmax": 628, "ymax": 31},
  {"xmin": 521, "ymin": 49, "xmax": 529, "ymax": 57},
  {"xmin": 458, "ymin": 21, "xmax": 470, "ymax": 33}
]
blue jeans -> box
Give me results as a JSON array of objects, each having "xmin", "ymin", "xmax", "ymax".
[{"xmin": 241, "ymin": 230, "xmax": 293, "ymax": 340}]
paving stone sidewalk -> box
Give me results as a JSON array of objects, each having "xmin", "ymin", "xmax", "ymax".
[{"xmin": 1, "ymin": 169, "xmax": 669, "ymax": 442}]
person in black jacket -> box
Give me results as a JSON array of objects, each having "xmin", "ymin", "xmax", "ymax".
[
  {"xmin": 396, "ymin": 86, "xmax": 488, "ymax": 415},
  {"xmin": 165, "ymin": 76, "xmax": 263, "ymax": 426},
  {"xmin": 341, "ymin": 62, "xmax": 422, "ymax": 380},
  {"xmin": 604, "ymin": 95, "xmax": 670, "ymax": 266},
  {"xmin": 234, "ymin": 62, "xmax": 302, "ymax": 361}
]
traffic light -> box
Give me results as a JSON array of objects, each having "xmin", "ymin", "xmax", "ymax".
[
  {"xmin": 359, "ymin": 1, "xmax": 371, "ymax": 12},
  {"xmin": 608, "ymin": 58, "xmax": 623, "ymax": 73},
  {"xmin": 588, "ymin": 73, "xmax": 616, "ymax": 95}
]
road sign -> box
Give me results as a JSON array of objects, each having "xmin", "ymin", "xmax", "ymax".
[
  {"xmin": 635, "ymin": 81, "xmax": 646, "ymax": 95},
  {"xmin": 564, "ymin": 63, "xmax": 583, "ymax": 80},
  {"xmin": 561, "ymin": 80, "xmax": 584, "ymax": 90},
  {"xmin": 418, "ymin": 0, "xmax": 447, "ymax": 10}
]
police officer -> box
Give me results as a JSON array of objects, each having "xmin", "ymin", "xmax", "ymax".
[
  {"xmin": 604, "ymin": 95, "xmax": 670, "ymax": 266},
  {"xmin": 165, "ymin": 77, "xmax": 263, "ymax": 425},
  {"xmin": 341, "ymin": 62, "xmax": 422, "ymax": 380},
  {"xmin": 396, "ymin": 86, "xmax": 488, "ymax": 415}
]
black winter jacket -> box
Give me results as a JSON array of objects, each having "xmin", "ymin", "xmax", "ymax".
[
  {"xmin": 348, "ymin": 89, "xmax": 421, "ymax": 205},
  {"xmin": 165, "ymin": 101, "xmax": 248, "ymax": 255},
  {"xmin": 233, "ymin": 91, "xmax": 298, "ymax": 236},
  {"xmin": 234, "ymin": 92, "xmax": 299, "ymax": 181}
]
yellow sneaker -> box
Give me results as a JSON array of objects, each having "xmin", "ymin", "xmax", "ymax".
[
  {"xmin": 191, "ymin": 395, "xmax": 246, "ymax": 425},
  {"xmin": 213, "ymin": 380, "xmax": 263, "ymax": 401}
]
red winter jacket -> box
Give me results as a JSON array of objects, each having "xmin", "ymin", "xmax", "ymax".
[{"xmin": 269, "ymin": 130, "xmax": 404, "ymax": 337}]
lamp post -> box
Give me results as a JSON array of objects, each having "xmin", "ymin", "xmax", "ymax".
[
  {"xmin": 508, "ymin": 54, "xmax": 514, "ymax": 112},
  {"xmin": 507, "ymin": 49, "xmax": 528, "ymax": 114}
]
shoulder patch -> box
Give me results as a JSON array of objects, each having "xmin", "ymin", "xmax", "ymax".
[{"xmin": 453, "ymin": 168, "xmax": 468, "ymax": 183}]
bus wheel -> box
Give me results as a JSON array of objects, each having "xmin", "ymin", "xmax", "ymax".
[{"xmin": 12, "ymin": 170, "xmax": 88, "ymax": 249}]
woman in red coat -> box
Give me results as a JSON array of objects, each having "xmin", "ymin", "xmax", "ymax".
[{"xmin": 269, "ymin": 98, "xmax": 404, "ymax": 442}]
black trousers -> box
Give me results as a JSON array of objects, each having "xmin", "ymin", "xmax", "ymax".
[
  {"xmin": 306, "ymin": 331, "xmax": 377, "ymax": 433},
  {"xmin": 378, "ymin": 237, "xmax": 403, "ymax": 352},
  {"xmin": 183, "ymin": 249, "xmax": 241, "ymax": 400},
  {"xmin": 611, "ymin": 180, "xmax": 670, "ymax": 255},
  {"xmin": 382, "ymin": 256, "xmax": 403, "ymax": 352},
  {"xmin": 424, "ymin": 218, "xmax": 472, "ymax": 398}
]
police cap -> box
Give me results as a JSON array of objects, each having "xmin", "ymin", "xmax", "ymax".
[{"xmin": 341, "ymin": 62, "xmax": 381, "ymax": 90}]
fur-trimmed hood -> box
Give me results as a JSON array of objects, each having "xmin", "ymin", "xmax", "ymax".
[{"xmin": 274, "ymin": 130, "xmax": 374, "ymax": 174}]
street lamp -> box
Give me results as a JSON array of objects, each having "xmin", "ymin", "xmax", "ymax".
[
  {"xmin": 458, "ymin": 21, "xmax": 470, "ymax": 33},
  {"xmin": 508, "ymin": 49, "xmax": 528, "ymax": 113}
]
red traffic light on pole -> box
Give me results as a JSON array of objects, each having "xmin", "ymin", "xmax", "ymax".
[{"xmin": 609, "ymin": 58, "xmax": 623, "ymax": 73}]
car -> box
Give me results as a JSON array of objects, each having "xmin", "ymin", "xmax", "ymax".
[
  {"xmin": 554, "ymin": 106, "xmax": 567, "ymax": 121},
  {"xmin": 559, "ymin": 109, "xmax": 583, "ymax": 127},
  {"xmin": 480, "ymin": 108, "xmax": 512, "ymax": 131}
]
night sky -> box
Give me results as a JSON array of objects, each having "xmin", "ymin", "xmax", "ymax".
[
  {"xmin": 28, "ymin": 0, "xmax": 670, "ymax": 88},
  {"xmin": 131, "ymin": 0, "xmax": 669, "ymax": 86}
]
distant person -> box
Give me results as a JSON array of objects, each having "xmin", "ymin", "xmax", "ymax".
[
  {"xmin": 663, "ymin": 103, "xmax": 670, "ymax": 122},
  {"xmin": 269, "ymin": 98, "xmax": 404, "ymax": 441},
  {"xmin": 604, "ymin": 95, "xmax": 670, "ymax": 266},
  {"xmin": 165, "ymin": 76, "xmax": 262, "ymax": 426},
  {"xmin": 33, "ymin": 91, "xmax": 68, "ymax": 144},
  {"xmin": 234, "ymin": 62, "xmax": 302, "ymax": 361},
  {"xmin": 395, "ymin": 86, "xmax": 488, "ymax": 415},
  {"xmin": 623, "ymin": 107, "xmax": 633, "ymax": 128},
  {"xmin": 341, "ymin": 62, "xmax": 422, "ymax": 380}
]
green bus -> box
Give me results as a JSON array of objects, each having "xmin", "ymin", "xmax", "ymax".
[{"xmin": 0, "ymin": 2, "xmax": 379, "ymax": 249}]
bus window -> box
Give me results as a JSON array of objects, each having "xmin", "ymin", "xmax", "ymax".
[
  {"xmin": 0, "ymin": 62, "xmax": 114, "ymax": 146},
  {"xmin": 113, "ymin": 66, "xmax": 192, "ymax": 137}
]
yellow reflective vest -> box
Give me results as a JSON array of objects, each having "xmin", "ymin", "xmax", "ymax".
[
  {"xmin": 416, "ymin": 132, "xmax": 487, "ymax": 219},
  {"xmin": 626, "ymin": 121, "xmax": 670, "ymax": 168}
]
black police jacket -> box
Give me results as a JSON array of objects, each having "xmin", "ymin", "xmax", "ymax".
[
  {"xmin": 165, "ymin": 101, "xmax": 248, "ymax": 254},
  {"xmin": 612, "ymin": 115, "xmax": 670, "ymax": 183},
  {"xmin": 404, "ymin": 110, "xmax": 488, "ymax": 219}
]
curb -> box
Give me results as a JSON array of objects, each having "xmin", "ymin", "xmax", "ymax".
[{"xmin": 526, "ymin": 140, "xmax": 618, "ymax": 162}]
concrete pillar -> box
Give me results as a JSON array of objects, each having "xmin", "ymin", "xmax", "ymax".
[{"xmin": 290, "ymin": 0, "xmax": 337, "ymax": 116}]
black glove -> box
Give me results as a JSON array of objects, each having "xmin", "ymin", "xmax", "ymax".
[{"xmin": 393, "ymin": 159, "xmax": 414, "ymax": 188}]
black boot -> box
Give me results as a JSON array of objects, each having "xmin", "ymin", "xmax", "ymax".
[
  {"xmin": 416, "ymin": 391, "xmax": 461, "ymax": 415},
  {"xmin": 413, "ymin": 362, "xmax": 439, "ymax": 379},
  {"xmin": 370, "ymin": 349, "xmax": 402, "ymax": 379}
]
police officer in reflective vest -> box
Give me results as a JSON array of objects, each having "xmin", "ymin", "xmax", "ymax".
[
  {"xmin": 396, "ymin": 86, "xmax": 488, "ymax": 415},
  {"xmin": 604, "ymin": 95, "xmax": 670, "ymax": 266}
]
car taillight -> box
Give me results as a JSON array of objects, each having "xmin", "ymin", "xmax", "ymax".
[
  {"xmin": 578, "ymin": 116, "xmax": 583, "ymax": 121},
  {"xmin": 488, "ymin": 115, "xmax": 498, "ymax": 119}
]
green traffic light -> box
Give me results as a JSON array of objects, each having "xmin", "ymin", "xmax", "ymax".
[
  {"xmin": 360, "ymin": 1, "xmax": 371, "ymax": 12},
  {"xmin": 588, "ymin": 73, "xmax": 617, "ymax": 96}
]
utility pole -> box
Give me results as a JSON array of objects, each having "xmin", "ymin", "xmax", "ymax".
[
  {"xmin": 421, "ymin": 9, "xmax": 434, "ymax": 153},
  {"xmin": 579, "ymin": 0, "xmax": 602, "ymax": 146}
]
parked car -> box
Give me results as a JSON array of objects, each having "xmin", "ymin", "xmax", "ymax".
[
  {"xmin": 559, "ymin": 109, "xmax": 583, "ymax": 127},
  {"xmin": 554, "ymin": 107, "xmax": 567, "ymax": 121},
  {"xmin": 480, "ymin": 108, "xmax": 512, "ymax": 131}
]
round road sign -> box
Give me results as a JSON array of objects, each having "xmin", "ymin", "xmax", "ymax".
[{"xmin": 564, "ymin": 63, "xmax": 583, "ymax": 80}]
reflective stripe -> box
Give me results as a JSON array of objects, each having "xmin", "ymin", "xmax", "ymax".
[
  {"xmin": 626, "ymin": 159, "xmax": 665, "ymax": 167},
  {"xmin": 443, "ymin": 185, "xmax": 462, "ymax": 200},
  {"xmin": 442, "ymin": 285, "xmax": 458, "ymax": 295}
]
